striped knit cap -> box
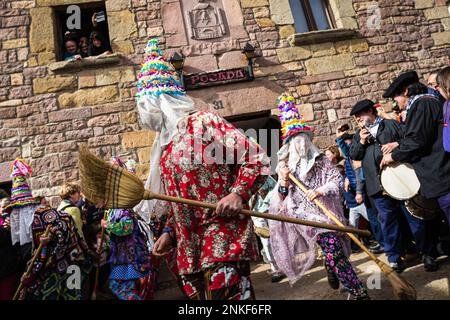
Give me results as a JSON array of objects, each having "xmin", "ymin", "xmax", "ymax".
[{"xmin": 8, "ymin": 158, "xmax": 35, "ymax": 208}]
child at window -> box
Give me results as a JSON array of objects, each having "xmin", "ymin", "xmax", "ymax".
[
  {"xmin": 63, "ymin": 39, "xmax": 82, "ymax": 61},
  {"xmin": 79, "ymin": 36, "xmax": 89, "ymax": 58}
]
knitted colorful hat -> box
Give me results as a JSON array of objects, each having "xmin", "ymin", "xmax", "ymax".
[
  {"xmin": 136, "ymin": 38, "xmax": 185, "ymax": 99},
  {"xmin": 277, "ymin": 94, "xmax": 312, "ymax": 143},
  {"xmin": 8, "ymin": 158, "xmax": 35, "ymax": 208}
]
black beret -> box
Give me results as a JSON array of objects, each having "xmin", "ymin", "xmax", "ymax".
[
  {"xmin": 350, "ymin": 99, "xmax": 375, "ymax": 116},
  {"xmin": 383, "ymin": 71, "xmax": 419, "ymax": 98}
]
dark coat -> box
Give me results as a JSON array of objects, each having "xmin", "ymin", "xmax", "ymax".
[
  {"xmin": 392, "ymin": 96, "xmax": 450, "ymax": 199},
  {"xmin": 349, "ymin": 119, "xmax": 403, "ymax": 197},
  {"xmin": 0, "ymin": 227, "xmax": 19, "ymax": 278}
]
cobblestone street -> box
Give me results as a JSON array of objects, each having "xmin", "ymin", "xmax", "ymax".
[{"xmin": 155, "ymin": 252, "xmax": 450, "ymax": 300}]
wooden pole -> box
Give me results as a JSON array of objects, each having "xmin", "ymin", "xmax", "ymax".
[
  {"xmin": 288, "ymin": 173, "xmax": 417, "ymax": 300},
  {"xmin": 13, "ymin": 225, "xmax": 52, "ymax": 300},
  {"xmin": 288, "ymin": 174, "xmax": 378, "ymax": 258},
  {"xmin": 90, "ymin": 225, "xmax": 106, "ymax": 300},
  {"xmin": 144, "ymin": 191, "xmax": 371, "ymax": 237}
]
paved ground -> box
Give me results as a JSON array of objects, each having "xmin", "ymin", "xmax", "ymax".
[{"xmin": 154, "ymin": 252, "xmax": 450, "ymax": 300}]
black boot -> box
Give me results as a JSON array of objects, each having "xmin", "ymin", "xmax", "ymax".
[{"xmin": 422, "ymin": 255, "xmax": 438, "ymax": 272}]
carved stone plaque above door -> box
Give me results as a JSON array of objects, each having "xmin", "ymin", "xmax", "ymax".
[
  {"xmin": 186, "ymin": 0, "xmax": 227, "ymax": 41},
  {"xmin": 162, "ymin": 0, "xmax": 248, "ymax": 48}
]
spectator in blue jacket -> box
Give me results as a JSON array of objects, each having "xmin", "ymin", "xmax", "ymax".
[{"xmin": 335, "ymin": 128, "xmax": 384, "ymax": 254}]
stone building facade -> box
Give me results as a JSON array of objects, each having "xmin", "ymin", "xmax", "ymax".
[{"xmin": 0, "ymin": 0, "xmax": 449, "ymax": 205}]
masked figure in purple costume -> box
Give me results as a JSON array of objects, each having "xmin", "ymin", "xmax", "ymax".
[
  {"xmin": 102, "ymin": 157, "xmax": 154, "ymax": 300},
  {"xmin": 269, "ymin": 94, "xmax": 369, "ymax": 300}
]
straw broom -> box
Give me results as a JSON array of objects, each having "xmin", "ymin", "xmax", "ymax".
[
  {"xmin": 78, "ymin": 145, "xmax": 371, "ymax": 237},
  {"xmin": 13, "ymin": 225, "xmax": 52, "ymax": 300},
  {"xmin": 288, "ymin": 173, "xmax": 417, "ymax": 300}
]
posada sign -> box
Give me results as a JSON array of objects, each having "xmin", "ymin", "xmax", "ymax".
[{"xmin": 184, "ymin": 66, "xmax": 254, "ymax": 90}]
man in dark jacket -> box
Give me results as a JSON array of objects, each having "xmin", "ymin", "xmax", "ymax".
[
  {"xmin": 349, "ymin": 99, "xmax": 432, "ymax": 272},
  {"xmin": 381, "ymin": 71, "xmax": 450, "ymax": 269},
  {"xmin": 336, "ymin": 130, "xmax": 384, "ymax": 253}
]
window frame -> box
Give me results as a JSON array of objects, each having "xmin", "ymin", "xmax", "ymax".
[
  {"xmin": 299, "ymin": 0, "xmax": 336, "ymax": 32},
  {"xmin": 53, "ymin": 1, "xmax": 112, "ymax": 62}
]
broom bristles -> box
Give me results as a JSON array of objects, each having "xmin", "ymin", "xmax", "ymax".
[
  {"xmin": 78, "ymin": 145, "xmax": 146, "ymax": 209},
  {"xmin": 375, "ymin": 258, "xmax": 417, "ymax": 300},
  {"xmin": 387, "ymin": 272, "xmax": 417, "ymax": 300}
]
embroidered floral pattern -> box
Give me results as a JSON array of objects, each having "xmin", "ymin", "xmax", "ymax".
[{"xmin": 160, "ymin": 111, "xmax": 270, "ymax": 275}]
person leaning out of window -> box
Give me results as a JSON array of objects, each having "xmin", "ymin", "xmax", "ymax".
[{"xmin": 89, "ymin": 12, "xmax": 112, "ymax": 57}]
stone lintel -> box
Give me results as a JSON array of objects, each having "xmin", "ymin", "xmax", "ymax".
[
  {"xmin": 289, "ymin": 29, "xmax": 358, "ymax": 46},
  {"xmin": 48, "ymin": 53, "xmax": 123, "ymax": 73}
]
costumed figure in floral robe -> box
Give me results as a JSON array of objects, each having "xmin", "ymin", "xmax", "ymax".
[
  {"xmin": 19, "ymin": 206, "xmax": 93, "ymax": 300},
  {"xmin": 269, "ymin": 94, "xmax": 370, "ymax": 300},
  {"xmin": 134, "ymin": 39, "xmax": 270, "ymax": 300},
  {"xmin": 102, "ymin": 157, "xmax": 154, "ymax": 300}
]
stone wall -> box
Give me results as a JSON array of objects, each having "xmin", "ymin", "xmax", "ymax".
[{"xmin": 0, "ymin": 0, "xmax": 449, "ymax": 205}]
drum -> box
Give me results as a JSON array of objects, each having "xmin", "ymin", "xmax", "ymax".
[
  {"xmin": 380, "ymin": 163, "xmax": 420, "ymax": 200},
  {"xmin": 404, "ymin": 194, "xmax": 439, "ymax": 221}
]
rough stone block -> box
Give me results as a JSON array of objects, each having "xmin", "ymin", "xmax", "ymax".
[
  {"xmin": 253, "ymin": 6, "xmax": 270, "ymax": 18},
  {"xmin": 269, "ymin": 0, "xmax": 294, "ymax": 25},
  {"xmin": 11, "ymin": 73, "xmax": 24, "ymax": 86},
  {"xmin": 33, "ymin": 76, "xmax": 77, "ymax": 94},
  {"xmin": 241, "ymin": 0, "xmax": 269, "ymax": 8},
  {"xmin": 424, "ymin": 7, "xmax": 448, "ymax": 20},
  {"xmin": 279, "ymin": 25, "xmax": 295, "ymax": 39},
  {"xmin": 296, "ymin": 85, "xmax": 311, "ymax": 96},
  {"xmin": 48, "ymin": 108, "xmax": 92, "ymax": 122},
  {"xmin": 162, "ymin": 1, "xmax": 188, "ymax": 47},
  {"xmin": 305, "ymin": 53, "xmax": 355, "ymax": 75},
  {"xmin": 432, "ymin": 31, "xmax": 450, "ymax": 45},
  {"xmin": 58, "ymin": 86, "xmax": 119, "ymax": 108},
  {"xmin": 276, "ymin": 46, "xmax": 311, "ymax": 63},
  {"xmin": 256, "ymin": 18, "xmax": 275, "ymax": 27},
  {"xmin": 310, "ymin": 43, "xmax": 336, "ymax": 57},
  {"xmin": 2, "ymin": 38, "xmax": 27, "ymax": 49},
  {"xmin": 108, "ymin": 10, "xmax": 138, "ymax": 41},
  {"xmin": 122, "ymin": 131, "xmax": 156, "ymax": 149},
  {"xmin": 111, "ymin": 40, "xmax": 135, "ymax": 55},
  {"xmin": 30, "ymin": 7, "xmax": 54, "ymax": 53},
  {"xmin": 137, "ymin": 147, "xmax": 152, "ymax": 163},
  {"xmin": 299, "ymin": 103, "xmax": 314, "ymax": 121},
  {"xmin": 218, "ymin": 51, "xmax": 246, "ymax": 69},
  {"xmin": 415, "ymin": 0, "xmax": 435, "ymax": 9}
]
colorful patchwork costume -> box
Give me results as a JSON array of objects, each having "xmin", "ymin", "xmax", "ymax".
[
  {"xmin": 19, "ymin": 207, "xmax": 92, "ymax": 300},
  {"xmin": 105, "ymin": 157, "xmax": 153, "ymax": 300}
]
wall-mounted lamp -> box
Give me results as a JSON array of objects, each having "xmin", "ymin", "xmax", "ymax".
[
  {"xmin": 242, "ymin": 42, "xmax": 256, "ymax": 79},
  {"xmin": 169, "ymin": 52, "xmax": 185, "ymax": 87}
]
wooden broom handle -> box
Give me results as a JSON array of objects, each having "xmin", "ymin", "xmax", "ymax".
[
  {"xmin": 143, "ymin": 191, "xmax": 371, "ymax": 237},
  {"xmin": 13, "ymin": 225, "xmax": 52, "ymax": 300},
  {"xmin": 91, "ymin": 225, "xmax": 106, "ymax": 297},
  {"xmin": 288, "ymin": 174, "xmax": 380, "ymax": 262}
]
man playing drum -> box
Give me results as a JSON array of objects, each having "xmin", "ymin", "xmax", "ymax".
[
  {"xmin": 348, "ymin": 99, "xmax": 435, "ymax": 272},
  {"xmin": 380, "ymin": 71, "xmax": 450, "ymax": 270}
]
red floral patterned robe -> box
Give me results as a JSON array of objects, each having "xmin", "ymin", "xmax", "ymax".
[{"xmin": 160, "ymin": 111, "xmax": 271, "ymax": 275}]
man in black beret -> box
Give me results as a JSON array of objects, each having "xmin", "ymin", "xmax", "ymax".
[
  {"xmin": 349, "ymin": 99, "xmax": 409, "ymax": 271},
  {"xmin": 335, "ymin": 125, "xmax": 385, "ymax": 254},
  {"xmin": 380, "ymin": 70, "xmax": 450, "ymax": 271}
]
